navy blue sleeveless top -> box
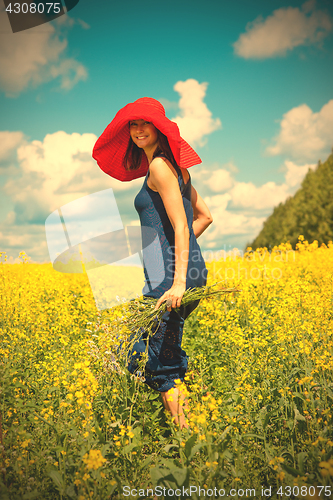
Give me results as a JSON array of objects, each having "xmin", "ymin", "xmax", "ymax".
[{"xmin": 134, "ymin": 155, "xmax": 208, "ymax": 298}]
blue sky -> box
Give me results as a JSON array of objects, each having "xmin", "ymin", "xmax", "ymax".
[{"xmin": 1, "ymin": 0, "xmax": 333, "ymax": 262}]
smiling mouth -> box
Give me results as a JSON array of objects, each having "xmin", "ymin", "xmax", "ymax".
[{"xmin": 136, "ymin": 136, "xmax": 148, "ymax": 139}]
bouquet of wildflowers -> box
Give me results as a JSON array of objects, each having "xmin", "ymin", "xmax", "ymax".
[
  {"xmin": 117, "ymin": 281, "xmax": 241, "ymax": 336},
  {"xmin": 88, "ymin": 282, "xmax": 241, "ymax": 376}
]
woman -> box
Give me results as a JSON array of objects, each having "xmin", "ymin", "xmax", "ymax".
[{"xmin": 93, "ymin": 97, "xmax": 213, "ymax": 428}]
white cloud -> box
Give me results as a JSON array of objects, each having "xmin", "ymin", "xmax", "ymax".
[
  {"xmin": 233, "ymin": 1, "xmax": 332, "ymax": 59},
  {"xmin": 204, "ymin": 193, "xmax": 232, "ymax": 211},
  {"xmin": 229, "ymin": 181, "xmax": 290, "ymax": 210},
  {"xmin": 2, "ymin": 130, "xmax": 142, "ymax": 226},
  {"xmin": 203, "ymin": 169, "xmax": 234, "ymax": 192},
  {"xmin": 195, "ymin": 156, "xmax": 320, "ymax": 251},
  {"xmin": 0, "ymin": 130, "xmax": 145, "ymax": 260},
  {"xmin": 191, "ymin": 164, "xmax": 235, "ymax": 193},
  {"xmin": 171, "ymin": 79, "xmax": 222, "ymax": 147},
  {"xmin": 198, "ymin": 178, "xmax": 289, "ymax": 250},
  {"xmin": 0, "ymin": 131, "xmax": 24, "ymax": 161},
  {"xmin": 205, "ymin": 211, "xmax": 266, "ymax": 239},
  {"xmin": 267, "ymin": 99, "xmax": 333, "ymax": 161},
  {"xmin": 284, "ymin": 159, "xmax": 316, "ymax": 187},
  {"xmin": 1, "ymin": 132, "xmax": 320, "ymax": 260},
  {"xmin": 49, "ymin": 58, "xmax": 88, "ymax": 91},
  {"xmin": 0, "ymin": 9, "xmax": 88, "ymax": 96},
  {"xmin": 199, "ymin": 203, "xmax": 266, "ymax": 253},
  {"xmin": 0, "ymin": 116, "xmax": 324, "ymax": 261}
]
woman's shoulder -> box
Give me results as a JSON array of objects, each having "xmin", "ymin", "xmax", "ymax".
[
  {"xmin": 149, "ymin": 156, "xmax": 174, "ymax": 176},
  {"xmin": 150, "ymin": 156, "xmax": 190, "ymax": 188}
]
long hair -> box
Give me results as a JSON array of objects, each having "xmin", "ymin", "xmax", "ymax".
[{"xmin": 123, "ymin": 127, "xmax": 178, "ymax": 171}]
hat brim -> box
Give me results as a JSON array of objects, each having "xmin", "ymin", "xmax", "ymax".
[{"xmin": 92, "ymin": 99, "xmax": 201, "ymax": 182}]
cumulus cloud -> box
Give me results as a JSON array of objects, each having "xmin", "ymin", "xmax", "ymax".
[
  {"xmin": 205, "ymin": 212, "xmax": 266, "ymax": 240},
  {"xmin": 194, "ymin": 155, "xmax": 319, "ymax": 251},
  {"xmin": 198, "ymin": 177, "xmax": 289, "ymax": 250},
  {"xmin": 1, "ymin": 130, "xmax": 320, "ymax": 260},
  {"xmin": 266, "ymin": 99, "xmax": 333, "ymax": 161},
  {"xmin": 0, "ymin": 131, "xmax": 24, "ymax": 161},
  {"xmin": 229, "ymin": 181, "xmax": 290, "ymax": 210},
  {"xmin": 203, "ymin": 193, "xmax": 232, "ymax": 211},
  {"xmin": 0, "ymin": 130, "xmax": 146, "ymax": 260},
  {"xmin": 171, "ymin": 79, "xmax": 222, "ymax": 147},
  {"xmin": 49, "ymin": 58, "xmax": 88, "ymax": 90},
  {"xmin": 1, "ymin": 130, "xmax": 143, "ymax": 227},
  {"xmin": 283, "ymin": 160, "xmax": 317, "ymax": 187},
  {"xmin": 202, "ymin": 169, "xmax": 234, "ymax": 193},
  {"xmin": 0, "ymin": 109, "xmax": 323, "ymax": 261},
  {"xmin": 191, "ymin": 164, "xmax": 236, "ymax": 193},
  {"xmin": 233, "ymin": 0, "xmax": 332, "ymax": 59},
  {"xmin": 0, "ymin": 8, "xmax": 88, "ymax": 96},
  {"xmin": 200, "ymin": 199, "xmax": 266, "ymax": 252}
]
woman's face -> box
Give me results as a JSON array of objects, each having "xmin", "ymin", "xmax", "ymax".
[{"xmin": 129, "ymin": 119, "xmax": 159, "ymax": 150}]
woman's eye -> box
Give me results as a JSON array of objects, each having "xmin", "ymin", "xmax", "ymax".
[{"xmin": 130, "ymin": 121, "xmax": 150, "ymax": 127}]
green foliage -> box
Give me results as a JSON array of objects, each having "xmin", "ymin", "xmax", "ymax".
[{"xmin": 251, "ymin": 153, "xmax": 333, "ymax": 249}]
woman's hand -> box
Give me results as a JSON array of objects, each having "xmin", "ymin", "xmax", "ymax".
[{"xmin": 154, "ymin": 282, "xmax": 186, "ymax": 311}]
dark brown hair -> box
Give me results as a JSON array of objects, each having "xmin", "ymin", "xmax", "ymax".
[{"xmin": 123, "ymin": 126, "xmax": 178, "ymax": 171}]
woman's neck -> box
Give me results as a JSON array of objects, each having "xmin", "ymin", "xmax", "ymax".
[{"xmin": 144, "ymin": 145, "xmax": 159, "ymax": 165}]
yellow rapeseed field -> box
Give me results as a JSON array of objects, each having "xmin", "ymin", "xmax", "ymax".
[{"xmin": 0, "ymin": 237, "xmax": 332, "ymax": 499}]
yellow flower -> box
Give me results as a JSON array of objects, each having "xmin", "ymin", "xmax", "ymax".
[{"xmin": 83, "ymin": 450, "xmax": 107, "ymax": 470}]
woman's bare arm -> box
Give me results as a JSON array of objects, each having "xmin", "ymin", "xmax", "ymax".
[
  {"xmin": 191, "ymin": 185, "xmax": 213, "ymax": 238},
  {"xmin": 148, "ymin": 157, "xmax": 189, "ymax": 310}
]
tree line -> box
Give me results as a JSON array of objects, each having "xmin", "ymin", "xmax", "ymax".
[{"xmin": 250, "ymin": 151, "xmax": 333, "ymax": 249}]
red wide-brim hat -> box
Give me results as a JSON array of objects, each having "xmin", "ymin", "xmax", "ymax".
[{"xmin": 92, "ymin": 97, "xmax": 202, "ymax": 181}]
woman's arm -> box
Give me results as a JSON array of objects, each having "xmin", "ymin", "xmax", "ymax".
[
  {"xmin": 191, "ymin": 185, "xmax": 213, "ymax": 238},
  {"xmin": 148, "ymin": 158, "xmax": 189, "ymax": 311}
]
